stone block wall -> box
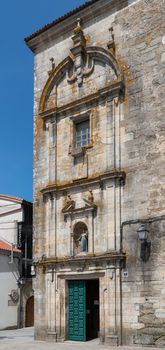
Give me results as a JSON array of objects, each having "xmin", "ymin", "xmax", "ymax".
[{"xmin": 114, "ymin": 0, "xmax": 165, "ymax": 345}]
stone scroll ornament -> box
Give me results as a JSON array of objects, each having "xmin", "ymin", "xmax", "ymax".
[{"xmin": 67, "ymin": 18, "xmax": 94, "ymax": 86}]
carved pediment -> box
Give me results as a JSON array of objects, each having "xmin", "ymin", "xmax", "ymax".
[
  {"xmin": 61, "ymin": 191, "xmax": 97, "ymax": 216},
  {"xmin": 39, "ymin": 20, "xmax": 124, "ymax": 114}
]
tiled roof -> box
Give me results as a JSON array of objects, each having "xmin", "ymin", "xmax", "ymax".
[
  {"xmin": 25, "ymin": 0, "xmax": 100, "ymax": 43},
  {"xmin": 0, "ymin": 239, "xmax": 21, "ymax": 254}
]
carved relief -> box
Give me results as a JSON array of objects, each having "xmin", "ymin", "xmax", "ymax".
[
  {"xmin": 88, "ymin": 190, "xmax": 94, "ymax": 203},
  {"xmin": 48, "ymin": 57, "xmax": 55, "ymax": 76},
  {"xmin": 107, "ymin": 27, "xmax": 115, "ymax": 54},
  {"xmin": 61, "ymin": 192, "xmax": 97, "ymax": 215},
  {"xmin": 62, "ymin": 195, "xmax": 75, "ymax": 213},
  {"xmin": 67, "ymin": 19, "xmax": 94, "ymax": 86}
]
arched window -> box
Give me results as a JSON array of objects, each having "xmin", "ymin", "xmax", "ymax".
[{"xmin": 73, "ymin": 222, "xmax": 88, "ymax": 255}]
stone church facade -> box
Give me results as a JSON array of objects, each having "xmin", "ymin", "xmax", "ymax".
[{"xmin": 25, "ymin": 0, "xmax": 165, "ymax": 346}]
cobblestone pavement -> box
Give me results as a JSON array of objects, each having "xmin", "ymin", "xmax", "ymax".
[{"xmin": 0, "ymin": 328, "xmax": 163, "ymax": 350}]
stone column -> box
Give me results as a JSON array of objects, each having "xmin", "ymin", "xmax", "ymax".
[
  {"xmin": 116, "ymin": 266, "xmax": 122, "ymax": 345},
  {"xmin": 34, "ymin": 266, "xmax": 47, "ymax": 340},
  {"xmin": 56, "ymin": 277, "xmax": 66, "ymax": 341},
  {"xmin": 105, "ymin": 266, "xmax": 119, "ymax": 346},
  {"xmin": 99, "ymin": 274, "xmax": 106, "ymax": 343},
  {"xmin": 44, "ymin": 195, "xmax": 49, "ymax": 257},
  {"xmin": 114, "ymin": 97, "xmax": 123, "ymax": 252},
  {"xmin": 46, "ymin": 269, "xmax": 57, "ymax": 341},
  {"xmin": 49, "ymin": 193, "xmax": 56, "ymax": 257},
  {"xmin": 87, "ymin": 210, "xmax": 95, "ymax": 254},
  {"xmin": 48, "ymin": 120, "xmax": 56, "ymax": 183},
  {"xmin": 106, "ymin": 99, "xmax": 114, "ymax": 170},
  {"xmin": 106, "ymin": 184, "xmax": 115, "ymax": 251},
  {"xmin": 69, "ymin": 214, "xmax": 74, "ymax": 256},
  {"xmin": 44, "ymin": 191, "xmax": 56, "ymax": 258},
  {"xmin": 45, "ymin": 122, "xmax": 50, "ymax": 181}
]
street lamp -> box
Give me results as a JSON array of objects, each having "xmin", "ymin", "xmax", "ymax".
[
  {"xmin": 137, "ymin": 224, "xmax": 148, "ymax": 241},
  {"xmin": 137, "ymin": 224, "xmax": 151, "ymax": 262},
  {"xmin": 31, "ymin": 264, "xmax": 36, "ymax": 277}
]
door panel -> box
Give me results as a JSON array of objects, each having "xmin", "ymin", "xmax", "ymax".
[
  {"xmin": 68, "ymin": 280, "xmax": 86, "ymax": 341},
  {"xmin": 25, "ymin": 296, "xmax": 34, "ymax": 327}
]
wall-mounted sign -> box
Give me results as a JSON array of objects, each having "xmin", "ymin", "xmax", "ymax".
[{"xmin": 123, "ymin": 271, "xmax": 128, "ymax": 277}]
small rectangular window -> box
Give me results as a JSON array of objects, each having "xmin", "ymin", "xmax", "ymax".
[{"xmin": 75, "ymin": 120, "xmax": 90, "ymax": 148}]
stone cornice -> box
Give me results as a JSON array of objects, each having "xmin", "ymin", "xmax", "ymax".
[
  {"xmin": 40, "ymin": 170, "xmax": 126, "ymax": 196},
  {"xmin": 25, "ymin": 0, "xmax": 128, "ymax": 53},
  {"xmin": 39, "ymin": 80, "xmax": 124, "ymax": 120},
  {"xmin": 37, "ymin": 251, "xmax": 126, "ymax": 267},
  {"xmin": 62, "ymin": 205, "xmax": 97, "ymax": 215}
]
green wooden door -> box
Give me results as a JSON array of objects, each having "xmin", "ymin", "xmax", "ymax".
[{"xmin": 68, "ymin": 280, "xmax": 86, "ymax": 341}]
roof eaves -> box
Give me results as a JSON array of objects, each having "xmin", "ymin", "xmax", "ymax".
[
  {"xmin": 0, "ymin": 239, "xmax": 21, "ymax": 254},
  {"xmin": 24, "ymin": 0, "xmax": 100, "ymax": 43},
  {"xmin": 0, "ymin": 247, "xmax": 21, "ymax": 254},
  {"xmin": 0, "ymin": 194, "xmax": 23, "ymax": 204},
  {"xmin": 0, "ymin": 194, "xmax": 32, "ymax": 206}
]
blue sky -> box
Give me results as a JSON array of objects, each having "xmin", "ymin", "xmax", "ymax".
[{"xmin": 0, "ymin": 0, "xmax": 85, "ymax": 201}]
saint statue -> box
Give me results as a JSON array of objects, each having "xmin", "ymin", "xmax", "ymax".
[
  {"xmin": 88, "ymin": 190, "xmax": 94, "ymax": 203},
  {"xmin": 78, "ymin": 231, "xmax": 88, "ymax": 252}
]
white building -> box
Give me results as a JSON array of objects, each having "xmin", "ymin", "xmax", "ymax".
[
  {"xmin": 0, "ymin": 238, "xmax": 21, "ymax": 329},
  {"xmin": 0, "ymin": 194, "xmax": 33, "ymax": 329}
]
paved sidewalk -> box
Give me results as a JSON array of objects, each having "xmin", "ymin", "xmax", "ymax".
[
  {"xmin": 0, "ymin": 328, "xmax": 102, "ymax": 350},
  {"xmin": 0, "ymin": 328, "xmax": 163, "ymax": 350}
]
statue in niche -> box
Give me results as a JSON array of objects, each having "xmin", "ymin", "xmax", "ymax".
[
  {"xmin": 78, "ymin": 231, "xmax": 88, "ymax": 252},
  {"xmin": 73, "ymin": 222, "xmax": 88, "ymax": 255}
]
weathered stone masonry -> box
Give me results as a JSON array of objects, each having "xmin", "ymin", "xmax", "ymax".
[{"xmin": 25, "ymin": 0, "xmax": 165, "ymax": 346}]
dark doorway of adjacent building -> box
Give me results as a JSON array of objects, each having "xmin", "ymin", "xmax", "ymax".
[
  {"xmin": 68, "ymin": 279, "xmax": 99, "ymax": 341},
  {"xmin": 86, "ymin": 279, "xmax": 99, "ymax": 340},
  {"xmin": 25, "ymin": 296, "xmax": 34, "ymax": 327}
]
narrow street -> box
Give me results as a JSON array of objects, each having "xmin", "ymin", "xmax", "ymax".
[
  {"xmin": 0, "ymin": 328, "xmax": 163, "ymax": 350},
  {"xmin": 0, "ymin": 327, "xmax": 106, "ymax": 350}
]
